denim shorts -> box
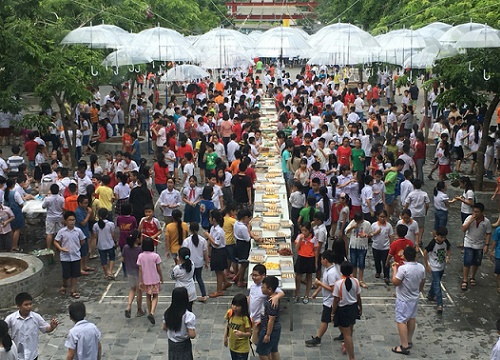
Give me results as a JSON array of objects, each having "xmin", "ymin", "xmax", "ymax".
[
  {"xmin": 434, "ymin": 209, "xmax": 448, "ymax": 230},
  {"xmin": 350, "ymin": 248, "xmax": 367, "ymax": 269},
  {"xmin": 385, "ymin": 193, "xmax": 396, "ymax": 205},
  {"xmin": 256, "ymin": 325, "xmax": 281, "ymax": 355},
  {"xmin": 98, "ymin": 247, "xmax": 116, "ymax": 265},
  {"xmin": 463, "ymin": 247, "xmax": 483, "ymax": 267}
]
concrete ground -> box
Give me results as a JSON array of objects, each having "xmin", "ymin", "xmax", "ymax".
[{"xmin": 1, "ymin": 73, "xmax": 499, "ymax": 359}]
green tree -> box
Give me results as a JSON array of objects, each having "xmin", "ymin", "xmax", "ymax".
[{"xmin": 434, "ymin": 48, "xmax": 500, "ymax": 190}]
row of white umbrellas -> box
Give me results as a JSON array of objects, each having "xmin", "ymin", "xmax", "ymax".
[{"xmin": 60, "ymin": 21, "xmax": 500, "ymax": 77}]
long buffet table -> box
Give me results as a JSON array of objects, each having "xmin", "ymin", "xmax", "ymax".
[{"xmin": 247, "ymin": 105, "xmax": 297, "ymax": 331}]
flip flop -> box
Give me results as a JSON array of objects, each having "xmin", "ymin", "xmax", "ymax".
[
  {"xmin": 59, "ymin": 287, "xmax": 67, "ymax": 295},
  {"xmin": 83, "ymin": 267, "xmax": 96, "ymax": 272},
  {"xmin": 302, "ymin": 296, "xmax": 309, "ymax": 304},
  {"xmin": 469, "ymin": 278, "xmax": 477, "ymax": 286},
  {"xmin": 391, "ymin": 345, "xmax": 410, "ymax": 355},
  {"xmin": 80, "ymin": 270, "xmax": 90, "ymax": 276},
  {"xmin": 71, "ymin": 292, "xmax": 80, "ymax": 299}
]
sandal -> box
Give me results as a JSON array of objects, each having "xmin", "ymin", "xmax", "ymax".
[
  {"xmin": 407, "ymin": 342, "xmax": 413, "ymax": 349},
  {"xmin": 461, "ymin": 281, "xmax": 468, "ymax": 291},
  {"xmin": 89, "ymin": 254, "xmax": 98, "ymax": 260},
  {"xmin": 359, "ymin": 281, "xmax": 368, "ymax": 289},
  {"xmin": 391, "ymin": 345, "xmax": 410, "ymax": 355},
  {"xmin": 83, "ymin": 267, "xmax": 96, "ymax": 272},
  {"xmin": 497, "ymin": 288, "xmax": 500, "ymax": 294},
  {"xmin": 80, "ymin": 270, "xmax": 90, "ymax": 276},
  {"xmin": 469, "ymin": 278, "xmax": 477, "ymax": 286},
  {"xmin": 71, "ymin": 292, "xmax": 80, "ymax": 299},
  {"xmin": 59, "ymin": 287, "xmax": 67, "ymax": 295},
  {"xmin": 107, "ymin": 275, "xmax": 115, "ymax": 280},
  {"xmin": 302, "ymin": 296, "xmax": 309, "ymax": 304}
]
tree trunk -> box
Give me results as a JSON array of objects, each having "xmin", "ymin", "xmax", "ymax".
[
  {"xmin": 124, "ymin": 77, "xmax": 136, "ymax": 126},
  {"xmin": 54, "ymin": 95, "xmax": 77, "ymax": 170},
  {"xmin": 475, "ymin": 94, "xmax": 499, "ymax": 191}
]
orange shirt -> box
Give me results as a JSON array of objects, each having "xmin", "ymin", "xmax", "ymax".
[
  {"xmin": 497, "ymin": 107, "xmax": 500, "ymax": 124},
  {"xmin": 64, "ymin": 195, "xmax": 78, "ymax": 212},
  {"xmin": 215, "ymin": 82, "xmax": 224, "ymax": 93},
  {"xmin": 229, "ymin": 159, "xmax": 241, "ymax": 175},
  {"xmin": 122, "ymin": 133, "xmax": 132, "ymax": 153},
  {"xmin": 295, "ymin": 234, "xmax": 317, "ymax": 258},
  {"xmin": 90, "ymin": 107, "xmax": 99, "ymax": 123}
]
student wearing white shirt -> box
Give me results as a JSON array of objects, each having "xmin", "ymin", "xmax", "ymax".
[
  {"xmin": 331, "ymin": 262, "xmax": 362, "ymax": 359},
  {"xmin": 305, "ymin": 249, "xmax": 341, "ymax": 347},
  {"xmin": 399, "ymin": 170, "xmax": 414, "ymax": 206},
  {"xmin": 159, "ymin": 180, "xmax": 181, "ymax": 223},
  {"xmin": 433, "ymin": 181, "xmax": 449, "ymax": 234},
  {"xmin": 5, "ymin": 292, "xmax": 59, "ymax": 360},
  {"xmin": 404, "ymin": 179, "xmax": 430, "ymax": 247}
]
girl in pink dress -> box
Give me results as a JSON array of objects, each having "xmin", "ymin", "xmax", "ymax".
[{"xmin": 137, "ymin": 237, "xmax": 163, "ymax": 325}]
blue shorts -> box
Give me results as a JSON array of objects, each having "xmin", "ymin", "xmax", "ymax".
[
  {"xmin": 80, "ymin": 238, "xmax": 89, "ymax": 257},
  {"xmin": 256, "ymin": 325, "xmax": 281, "ymax": 355},
  {"xmin": 385, "ymin": 193, "xmax": 396, "ymax": 205},
  {"xmin": 82, "ymin": 135, "xmax": 90, "ymax": 146},
  {"xmin": 495, "ymin": 258, "xmax": 500, "ymax": 275},
  {"xmin": 350, "ymin": 248, "xmax": 367, "ymax": 269},
  {"xmin": 463, "ymin": 247, "xmax": 483, "ymax": 267},
  {"xmin": 98, "ymin": 247, "xmax": 116, "ymax": 265}
]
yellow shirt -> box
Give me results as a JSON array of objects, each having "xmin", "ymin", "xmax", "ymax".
[
  {"xmin": 223, "ymin": 215, "xmax": 236, "ymax": 245},
  {"xmin": 225, "ymin": 310, "xmax": 251, "ymax": 353},
  {"xmin": 95, "ymin": 185, "xmax": 113, "ymax": 211},
  {"xmin": 91, "ymin": 197, "xmax": 101, "ymax": 221},
  {"xmin": 166, "ymin": 222, "xmax": 189, "ymax": 255}
]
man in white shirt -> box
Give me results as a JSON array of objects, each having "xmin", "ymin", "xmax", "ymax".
[
  {"xmin": 391, "ymin": 246, "xmax": 425, "ymax": 355},
  {"xmin": 353, "ymin": 94, "xmax": 365, "ymax": 122},
  {"xmin": 332, "ymin": 97, "xmax": 345, "ymax": 126},
  {"xmin": 159, "ymin": 178, "xmax": 181, "ymax": 223},
  {"xmin": 226, "ymin": 134, "xmax": 239, "ymax": 164},
  {"xmin": 404, "ymin": 179, "xmax": 429, "ymax": 247}
]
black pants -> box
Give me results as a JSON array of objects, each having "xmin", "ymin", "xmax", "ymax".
[{"xmin": 372, "ymin": 248, "xmax": 389, "ymax": 279}]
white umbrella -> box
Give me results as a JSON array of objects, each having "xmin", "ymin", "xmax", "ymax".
[
  {"xmin": 162, "ymin": 64, "xmax": 210, "ymax": 81},
  {"xmin": 61, "ymin": 23, "xmax": 130, "ymax": 48},
  {"xmin": 131, "ymin": 26, "xmax": 199, "ymax": 62},
  {"xmin": 253, "ymin": 27, "xmax": 311, "ymax": 58},
  {"xmin": 193, "ymin": 28, "xmax": 253, "ymax": 69},
  {"xmin": 310, "ymin": 23, "xmax": 365, "ymax": 47},
  {"xmin": 199, "ymin": 51, "xmax": 254, "ymax": 70},
  {"xmin": 248, "ymin": 30, "xmax": 263, "ymax": 41},
  {"xmin": 308, "ymin": 23, "xmax": 380, "ymax": 66},
  {"xmin": 454, "ymin": 26, "xmax": 500, "ymax": 48},
  {"xmin": 416, "ymin": 22, "xmax": 453, "ymax": 40},
  {"xmin": 439, "ymin": 22, "xmax": 489, "ymax": 44},
  {"xmin": 375, "ymin": 29, "xmax": 441, "ymax": 66},
  {"xmin": 403, "ymin": 50, "xmax": 438, "ymax": 69},
  {"xmin": 101, "ymin": 48, "xmax": 152, "ymax": 67}
]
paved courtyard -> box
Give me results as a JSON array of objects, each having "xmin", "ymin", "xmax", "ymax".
[
  {"xmin": 1, "ymin": 178, "xmax": 499, "ymax": 360},
  {"xmin": 2, "ymin": 80, "xmax": 500, "ymax": 359}
]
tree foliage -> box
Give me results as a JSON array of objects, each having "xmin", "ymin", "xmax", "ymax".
[
  {"xmin": 434, "ymin": 48, "xmax": 500, "ymax": 190},
  {"xmin": 316, "ymin": 0, "xmax": 500, "ymax": 33}
]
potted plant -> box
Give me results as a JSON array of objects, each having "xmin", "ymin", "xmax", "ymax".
[{"xmin": 448, "ymin": 171, "xmax": 460, "ymax": 187}]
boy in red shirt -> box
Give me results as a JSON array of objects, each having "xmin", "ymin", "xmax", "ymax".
[
  {"xmin": 386, "ymin": 224, "xmax": 415, "ymax": 268},
  {"xmin": 24, "ymin": 132, "xmax": 38, "ymax": 175},
  {"xmin": 232, "ymin": 117, "xmax": 243, "ymax": 142}
]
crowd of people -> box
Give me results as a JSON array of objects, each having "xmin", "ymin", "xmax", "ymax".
[{"xmin": 1, "ymin": 62, "xmax": 500, "ymax": 359}]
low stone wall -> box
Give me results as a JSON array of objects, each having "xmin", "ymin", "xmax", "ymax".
[{"xmin": 0, "ymin": 253, "xmax": 44, "ymax": 309}]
